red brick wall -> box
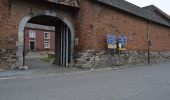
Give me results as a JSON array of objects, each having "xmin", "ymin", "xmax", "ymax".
[
  {"xmin": 0, "ymin": 0, "xmax": 170, "ymax": 68},
  {"xmin": 24, "ymin": 28, "xmax": 55, "ymax": 51},
  {"xmin": 0, "ymin": 0, "xmax": 170, "ymax": 52},
  {"xmin": 0, "ymin": 0, "xmax": 75, "ymax": 49},
  {"xmin": 149, "ymin": 23, "xmax": 170, "ymax": 51},
  {"xmin": 0, "ymin": 0, "xmax": 18, "ymax": 49},
  {"xmin": 75, "ymin": 0, "xmax": 170, "ymax": 51}
]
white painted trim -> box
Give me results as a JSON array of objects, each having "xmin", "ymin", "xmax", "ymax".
[
  {"xmin": 44, "ymin": 41, "xmax": 50, "ymax": 49},
  {"xmin": 29, "ymin": 30, "xmax": 36, "ymax": 38},
  {"xmin": 44, "ymin": 32, "xmax": 50, "ymax": 39}
]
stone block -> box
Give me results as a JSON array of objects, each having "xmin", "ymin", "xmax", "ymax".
[{"xmin": 7, "ymin": 58, "xmax": 17, "ymax": 63}]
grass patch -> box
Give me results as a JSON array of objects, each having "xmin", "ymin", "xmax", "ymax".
[{"xmin": 40, "ymin": 57, "xmax": 55, "ymax": 63}]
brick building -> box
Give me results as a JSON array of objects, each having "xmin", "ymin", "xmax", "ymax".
[
  {"xmin": 24, "ymin": 23, "xmax": 55, "ymax": 52},
  {"xmin": 0, "ymin": 0, "xmax": 170, "ymax": 69}
]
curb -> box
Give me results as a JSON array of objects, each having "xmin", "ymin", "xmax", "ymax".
[{"xmin": 0, "ymin": 67, "xmax": 119, "ymax": 80}]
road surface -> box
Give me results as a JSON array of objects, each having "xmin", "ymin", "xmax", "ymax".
[{"xmin": 0, "ymin": 62, "xmax": 170, "ymax": 100}]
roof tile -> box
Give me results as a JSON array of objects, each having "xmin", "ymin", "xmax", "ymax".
[{"xmin": 93, "ymin": 0, "xmax": 170, "ymax": 27}]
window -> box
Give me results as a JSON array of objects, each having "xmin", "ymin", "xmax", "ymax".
[
  {"xmin": 29, "ymin": 31, "xmax": 36, "ymax": 38},
  {"xmin": 44, "ymin": 41, "xmax": 50, "ymax": 49},
  {"xmin": 44, "ymin": 32, "xmax": 50, "ymax": 39}
]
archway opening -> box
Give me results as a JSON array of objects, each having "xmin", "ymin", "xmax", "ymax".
[{"xmin": 23, "ymin": 15, "xmax": 72, "ymax": 69}]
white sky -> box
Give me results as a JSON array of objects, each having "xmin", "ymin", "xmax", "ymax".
[{"xmin": 125, "ymin": 0, "xmax": 170, "ymax": 15}]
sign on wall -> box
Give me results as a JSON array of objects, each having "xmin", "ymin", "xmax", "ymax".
[
  {"xmin": 118, "ymin": 36, "xmax": 127, "ymax": 50},
  {"xmin": 107, "ymin": 34, "xmax": 117, "ymax": 49}
]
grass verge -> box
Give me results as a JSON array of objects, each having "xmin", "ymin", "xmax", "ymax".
[{"xmin": 40, "ymin": 57, "xmax": 55, "ymax": 63}]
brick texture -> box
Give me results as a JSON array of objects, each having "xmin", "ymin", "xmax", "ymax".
[
  {"xmin": 1, "ymin": 0, "xmax": 169, "ymax": 52},
  {"xmin": 0, "ymin": 0, "xmax": 170, "ymax": 68},
  {"xmin": 24, "ymin": 28, "xmax": 55, "ymax": 51},
  {"xmin": 0, "ymin": 0, "xmax": 17, "ymax": 49},
  {"xmin": 75, "ymin": 0, "xmax": 170, "ymax": 51}
]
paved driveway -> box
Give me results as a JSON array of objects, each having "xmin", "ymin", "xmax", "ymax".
[
  {"xmin": 0, "ymin": 62, "xmax": 170, "ymax": 100},
  {"xmin": 1, "ymin": 51, "xmax": 82, "ymax": 78}
]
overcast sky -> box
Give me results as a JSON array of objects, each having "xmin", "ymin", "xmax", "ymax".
[{"xmin": 125, "ymin": 0, "xmax": 170, "ymax": 15}]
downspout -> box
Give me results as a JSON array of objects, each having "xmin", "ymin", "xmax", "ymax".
[
  {"xmin": 147, "ymin": 21, "xmax": 151, "ymax": 64},
  {"xmin": 23, "ymin": 29, "xmax": 25, "ymax": 66}
]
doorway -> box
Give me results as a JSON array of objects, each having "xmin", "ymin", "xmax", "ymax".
[{"xmin": 29, "ymin": 40, "xmax": 36, "ymax": 51}]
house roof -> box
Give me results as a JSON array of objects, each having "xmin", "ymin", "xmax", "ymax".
[
  {"xmin": 25, "ymin": 23, "xmax": 55, "ymax": 31},
  {"xmin": 92, "ymin": 0, "xmax": 170, "ymax": 27},
  {"xmin": 142, "ymin": 5, "xmax": 170, "ymax": 24},
  {"xmin": 46, "ymin": 0, "xmax": 79, "ymax": 7}
]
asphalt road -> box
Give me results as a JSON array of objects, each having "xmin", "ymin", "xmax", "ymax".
[{"xmin": 0, "ymin": 62, "xmax": 170, "ymax": 100}]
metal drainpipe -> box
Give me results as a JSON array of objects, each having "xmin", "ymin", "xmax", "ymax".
[
  {"xmin": 60, "ymin": 24, "xmax": 63, "ymax": 66},
  {"xmin": 147, "ymin": 21, "xmax": 150, "ymax": 64},
  {"xmin": 23, "ymin": 29, "xmax": 25, "ymax": 66}
]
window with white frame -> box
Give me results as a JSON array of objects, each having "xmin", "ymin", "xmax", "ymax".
[
  {"xmin": 29, "ymin": 30, "xmax": 36, "ymax": 38},
  {"xmin": 44, "ymin": 32, "xmax": 50, "ymax": 39},
  {"xmin": 44, "ymin": 41, "xmax": 50, "ymax": 49}
]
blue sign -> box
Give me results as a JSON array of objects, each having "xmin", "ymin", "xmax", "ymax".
[
  {"xmin": 107, "ymin": 34, "xmax": 117, "ymax": 49},
  {"xmin": 118, "ymin": 36, "xmax": 127, "ymax": 50}
]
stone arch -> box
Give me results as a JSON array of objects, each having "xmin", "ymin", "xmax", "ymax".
[{"xmin": 17, "ymin": 13, "xmax": 75, "ymax": 68}]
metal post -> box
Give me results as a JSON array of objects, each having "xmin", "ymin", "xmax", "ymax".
[
  {"xmin": 107, "ymin": 48, "xmax": 111, "ymax": 66},
  {"xmin": 60, "ymin": 24, "xmax": 63, "ymax": 66},
  {"xmin": 63, "ymin": 24, "xmax": 66, "ymax": 66},
  {"xmin": 23, "ymin": 29, "xmax": 25, "ymax": 66},
  {"xmin": 147, "ymin": 22, "xmax": 150, "ymax": 64},
  {"xmin": 66, "ymin": 27, "xmax": 69, "ymax": 67}
]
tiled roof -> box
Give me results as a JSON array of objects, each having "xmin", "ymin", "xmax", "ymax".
[
  {"xmin": 142, "ymin": 5, "xmax": 170, "ymax": 24},
  {"xmin": 143, "ymin": 5, "xmax": 170, "ymax": 23},
  {"xmin": 25, "ymin": 23, "xmax": 55, "ymax": 31},
  {"xmin": 93, "ymin": 0, "xmax": 170, "ymax": 27}
]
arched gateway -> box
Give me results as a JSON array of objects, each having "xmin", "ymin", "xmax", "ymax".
[{"xmin": 17, "ymin": 14, "xmax": 74, "ymax": 68}]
